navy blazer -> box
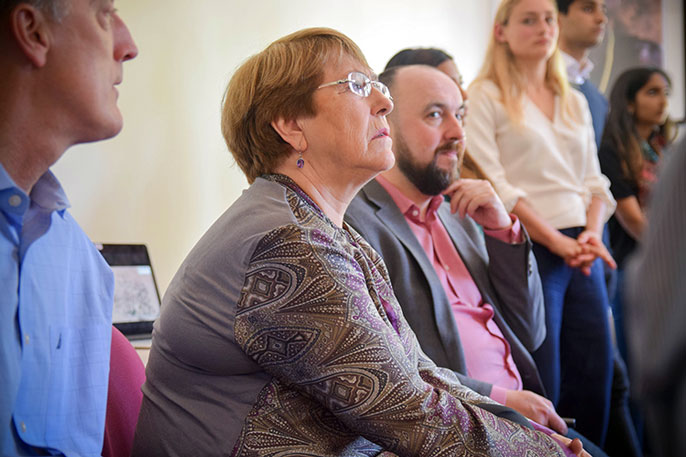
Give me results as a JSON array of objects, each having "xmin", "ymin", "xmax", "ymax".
[{"xmin": 345, "ymin": 179, "xmax": 547, "ymax": 397}]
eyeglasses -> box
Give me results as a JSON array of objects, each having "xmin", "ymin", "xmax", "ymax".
[{"xmin": 317, "ymin": 71, "xmax": 392, "ymax": 100}]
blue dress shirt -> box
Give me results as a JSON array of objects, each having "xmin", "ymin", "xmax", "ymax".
[{"xmin": 0, "ymin": 164, "xmax": 114, "ymax": 456}]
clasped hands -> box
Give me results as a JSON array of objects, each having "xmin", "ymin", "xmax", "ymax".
[{"xmin": 552, "ymin": 230, "xmax": 616, "ymax": 276}]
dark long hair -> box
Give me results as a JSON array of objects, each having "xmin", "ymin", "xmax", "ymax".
[{"xmin": 601, "ymin": 67, "xmax": 675, "ymax": 184}]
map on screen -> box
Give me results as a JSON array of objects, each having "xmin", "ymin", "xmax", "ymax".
[{"xmin": 111, "ymin": 265, "xmax": 161, "ymax": 323}]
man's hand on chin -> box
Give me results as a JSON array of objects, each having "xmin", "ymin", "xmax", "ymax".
[{"xmin": 443, "ymin": 179, "xmax": 511, "ymax": 230}]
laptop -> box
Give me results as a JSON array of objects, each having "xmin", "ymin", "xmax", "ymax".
[{"xmin": 96, "ymin": 243, "xmax": 162, "ymax": 343}]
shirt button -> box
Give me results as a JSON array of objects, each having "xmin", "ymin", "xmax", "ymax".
[
  {"xmin": 24, "ymin": 334, "xmax": 30, "ymax": 345},
  {"xmin": 412, "ymin": 210, "xmax": 419, "ymax": 217},
  {"xmin": 445, "ymin": 266, "xmax": 450, "ymax": 271},
  {"xmin": 9, "ymin": 195, "xmax": 22, "ymax": 207},
  {"xmin": 20, "ymin": 421, "xmax": 26, "ymax": 433}
]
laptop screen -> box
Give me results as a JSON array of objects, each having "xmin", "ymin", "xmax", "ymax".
[{"xmin": 96, "ymin": 244, "xmax": 161, "ymax": 338}]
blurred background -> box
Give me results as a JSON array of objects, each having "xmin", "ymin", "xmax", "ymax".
[{"xmin": 53, "ymin": 0, "xmax": 685, "ymax": 294}]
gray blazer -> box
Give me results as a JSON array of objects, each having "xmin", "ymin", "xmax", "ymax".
[{"xmin": 345, "ymin": 179, "xmax": 547, "ymax": 397}]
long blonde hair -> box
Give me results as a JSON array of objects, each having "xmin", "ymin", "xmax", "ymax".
[{"xmin": 472, "ymin": 0, "xmax": 575, "ymax": 125}]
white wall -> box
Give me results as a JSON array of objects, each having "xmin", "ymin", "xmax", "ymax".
[
  {"xmin": 663, "ymin": 0, "xmax": 685, "ymax": 122},
  {"xmin": 52, "ymin": 0, "xmax": 496, "ymax": 294}
]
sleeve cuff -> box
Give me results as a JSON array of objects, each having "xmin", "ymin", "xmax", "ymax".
[
  {"xmin": 587, "ymin": 175, "xmax": 617, "ymax": 222},
  {"xmin": 484, "ymin": 215, "xmax": 523, "ymax": 244},
  {"xmin": 490, "ymin": 385, "xmax": 509, "ymax": 404},
  {"xmin": 529, "ymin": 422, "xmax": 575, "ymax": 456}
]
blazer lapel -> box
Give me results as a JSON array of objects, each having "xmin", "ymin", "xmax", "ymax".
[
  {"xmin": 437, "ymin": 205, "xmax": 499, "ymax": 307},
  {"xmin": 361, "ymin": 181, "xmax": 465, "ymax": 361},
  {"xmin": 437, "ymin": 206, "xmax": 546, "ymax": 394},
  {"xmin": 362, "ymin": 182, "xmax": 439, "ymax": 284}
]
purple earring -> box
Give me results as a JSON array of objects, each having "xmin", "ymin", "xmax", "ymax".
[{"xmin": 296, "ymin": 152, "xmax": 304, "ymax": 169}]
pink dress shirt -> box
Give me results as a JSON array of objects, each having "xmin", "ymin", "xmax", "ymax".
[{"xmin": 376, "ymin": 176, "xmax": 523, "ymax": 404}]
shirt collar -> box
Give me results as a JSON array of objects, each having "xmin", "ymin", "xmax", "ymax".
[
  {"xmin": 31, "ymin": 170, "xmax": 71, "ymax": 214},
  {"xmin": 0, "ymin": 163, "xmax": 70, "ymax": 223},
  {"xmin": 375, "ymin": 175, "xmax": 443, "ymax": 224},
  {"xmin": 561, "ymin": 51, "xmax": 594, "ymax": 85}
]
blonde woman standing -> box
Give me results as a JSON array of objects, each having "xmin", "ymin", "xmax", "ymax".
[{"xmin": 466, "ymin": 0, "xmax": 616, "ymax": 446}]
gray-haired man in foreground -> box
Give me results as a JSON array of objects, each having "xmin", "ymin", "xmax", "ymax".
[{"xmin": 0, "ymin": 0, "xmax": 137, "ymax": 454}]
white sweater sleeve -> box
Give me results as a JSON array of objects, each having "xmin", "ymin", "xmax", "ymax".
[
  {"xmin": 465, "ymin": 82, "xmax": 527, "ymax": 212},
  {"xmin": 574, "ymin": 92, "xmax": 616, "ymax": 221}
]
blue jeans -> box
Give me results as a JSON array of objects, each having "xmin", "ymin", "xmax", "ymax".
[
  {"xmin": 532, "ymin": 228, "xmax": 613, "ymax": 446},
  {"xmin": 610, "ymin": 269, "xmax": 629, "ymax": 371}
]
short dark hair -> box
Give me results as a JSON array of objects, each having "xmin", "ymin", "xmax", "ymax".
[
  {"xmin": 556, "ymin": 0, "xmax": 574, "ymax": 14},
  {"xmin": 384, "ymin": 48, "xmax": 453, "ymax": 71},
  {"xmin": 378, "ymin": 66, "xmax": 401, "ymax": 94},
  {"xmin": 378, "ymin": 64, "xmax": 447, "ymax": 108}
]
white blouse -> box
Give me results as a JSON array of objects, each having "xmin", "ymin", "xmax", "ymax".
[{"xmin": 466, "ymin": 80, "xmax": 615, "ymax": 230}]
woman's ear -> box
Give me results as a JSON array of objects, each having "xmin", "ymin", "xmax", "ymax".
[
  {"xmin": 494, "ymin": 23, "xmax": 507, "ymax": 44},
  {"xmin": 271, "ymin": 117, "xmax": 308, "ymax": 152},
  {"xmin": 10, "ymin": 4, "xmax": 51, "ymax": 68}
]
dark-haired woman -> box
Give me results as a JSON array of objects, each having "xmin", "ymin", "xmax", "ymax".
[{"xmin": 598, "ymin": 66, "xmax": 675, "ymax": 366}]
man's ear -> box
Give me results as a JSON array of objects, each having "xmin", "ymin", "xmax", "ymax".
[
  {"xmin": 10, "ymin": 4, "xmax": 51, "ymax": 67},
  {"xmin": 271, "ymin": 117, "xmax": 308, "ymax": 152}
]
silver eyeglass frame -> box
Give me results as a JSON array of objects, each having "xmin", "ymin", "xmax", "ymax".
[{"xmin": 317, "ymin": 71, "xmax": 392, "ymax": 100}]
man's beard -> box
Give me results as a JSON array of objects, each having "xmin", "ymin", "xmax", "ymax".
[{"xmin": 394, "ymin": 134, "xmax": 462, "ymax": 196}]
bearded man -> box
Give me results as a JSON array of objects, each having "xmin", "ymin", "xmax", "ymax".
[{"xmin": 346, "ymin": 64, "xmax": 570, "ymax": 436}]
